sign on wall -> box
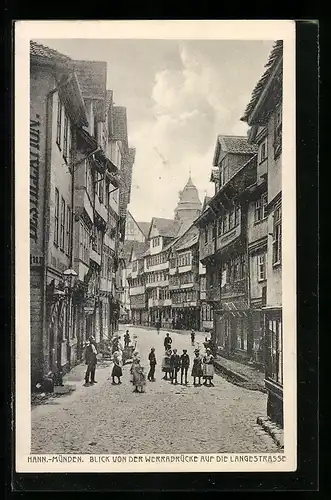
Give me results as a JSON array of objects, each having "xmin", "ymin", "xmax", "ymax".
[{"xmin": 30, "ymin": 114, "xmax": 44, "ymax": 267}]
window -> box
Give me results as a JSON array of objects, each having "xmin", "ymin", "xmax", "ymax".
[
  {"xmin": 54, "ymin": 188, "xmax": 59, "ymax": 245},
  {"xmin": 220, "ymin": 163, "xmax": 229, "ymax": 186},
  {"xmin": 101, "ymin": 178, "xmax": 105, "ymax": 204},
  {"xmin": 257, "ymin": 253, "xmax": 266, "ymax": 281},
  {"xmin": 267, "ymin": 318, "xmax": 283, "ymax": 385},
  {"xmin": 212, "ymin": 220, "xmax": 217, "ymax": 239},
  {"xmin": 63, "ymin": 113, "xmax": 69, "ymax": 161},
  {"xmin": 235, "ymin": 206, "xmax": 241, "ymax": 226},
  {"xmin": 218, "ymin": 216, "xmax": 222, "ymax": 236},
  {"xmin": 233, "ymin": 258, "xmax": 240, "ymax": 282},
  {"xmin": 56, "ymin": 99, "xmax": 62, "ymax": 147},
  {"xmin": 255, "ymin": 193, "xmax": 268, "ymax": 222},
  {"xmin": 228, "ymin": 209, "xmax": 235, "ymax": 230},
  {"xmin": 204, "ymin": 226, "xmax": 208, "ymax": 244},
  {"xmin": 258, "ymin": 137, "xmax": 268, "ymax": 163},
  {"xmin": 222, "ymin": 213, "xmax": 228, "ymax": 234},
  {"xmin": 60, "ymin": 197, "xmax": 65, "ymax": 250},
  {"xmin": 66, "ymin": 206, "xmax": 71, "ymax": 256},
  {"xmin": 272, "ymin": 206, "xmax": 282, "ymax": 265},
  {"xmin": 274, "ymin": 106, "xmax": 282, "ymax": 157},
  {"xmin": 236, "ymin": 319, "xmax": 247, "ymax": 351}
]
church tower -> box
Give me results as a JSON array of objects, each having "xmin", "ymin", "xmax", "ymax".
[{"xmin": 174, "ymin": 175, "xmax": 202, "ymax": 233}]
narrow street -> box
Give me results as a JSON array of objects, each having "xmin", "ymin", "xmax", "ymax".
[{"xmin": 31, "ymin": 326, "xmax": 278, "ymax": 454}]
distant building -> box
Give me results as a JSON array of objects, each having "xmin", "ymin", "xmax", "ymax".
[
  {"xmin": 169, "ymin": 223, "xmax": 200, "ymax": 331},
  {"xmin": 125, "ymin": 211, "xmax": 149, "ymax": 243},
  {"xmin": 174, "ymin": 175, "xmax": 202, "ymax": 234},
  {"xmin": 127, "ymin": 241, "xmax": 149, "ymax": 325},
  {"xmin": 127, "ymin": 176, "xmax": 203, "ymax": 331}
]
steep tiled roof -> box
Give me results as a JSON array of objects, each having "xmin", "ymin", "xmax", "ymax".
[
  {"xmin": 137, "ymin": 222, "xmax": 150, "ymax": 238},
  {"xmin": 176, "ymin": 232, "xmax": 199, "ymax": 252},
  {"xmin": 73, "ymin": 60, "xmax": 107, "ymax": 101},
  {"xmin": 218, "ymin": 135, "xmax": 258, "ymax": 154},
  {"xmin": 120, "ymin": 241, "xmax": 135, "ymax": 262},
  {"xmin": 30, "ymin": 41, "xmax": 72, "ymax": 63},
  {"xmin": 134, "ymin": 241, "xmax": 149, "ymax": 259},
  {"xmin": 150, "ymin": 218, "xmax": 181, "ymax": 238},
  {"xmin": 241, "ymin": 40, "xmax": 283, "ymax": 123}
]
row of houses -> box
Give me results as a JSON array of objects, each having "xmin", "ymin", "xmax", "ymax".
[
  {"xmin": 30, "ymin": 41, "xmax": 135, "ymax": 387},
  {"xmin": 123, "ymin": 40, "xmax": 283, "ymax": 426}
]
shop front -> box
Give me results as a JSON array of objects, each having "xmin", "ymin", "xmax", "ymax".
[
  {"xmin": 172, "ymin": 305, "xmax": 200, "ymax": 331},
  {"xmin": 215, "ymin": 299, "xmax": 252, "ymax": 362},
  {"xmin": 264, "ymin": 306, "xmax": 283, "ymax": 427}
]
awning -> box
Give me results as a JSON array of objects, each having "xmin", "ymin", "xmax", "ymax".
[{"xmin": 222, "ymin": 299, "xmax": 249, "ymax": 318}]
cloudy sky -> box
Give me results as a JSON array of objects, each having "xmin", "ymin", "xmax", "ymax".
[{"xmin": 38, "ymin": 38, "xmax": 274, "ymax": 222}]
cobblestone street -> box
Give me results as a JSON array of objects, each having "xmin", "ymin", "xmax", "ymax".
[{"xmin": 31, "ymin": 326, "xmax": 278, "ymax": 454}]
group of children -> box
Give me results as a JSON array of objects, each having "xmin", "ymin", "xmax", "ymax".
[
  {"xmin": 109, "ymin": 329, "xmax": 215, "ymax": 392},
  {"xmin": 160, "ymin": 332, "xmax": 215, "ymax": 387}
]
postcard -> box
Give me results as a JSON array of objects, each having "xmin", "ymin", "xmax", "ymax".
[{"xmin": 15, "ymin": 19, "xmax": 296, "ymax": 473}]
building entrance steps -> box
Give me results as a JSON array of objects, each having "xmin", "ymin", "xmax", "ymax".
[{"xmin": 213, "ymin": 355, "xmax": 266, "ymax": 393}]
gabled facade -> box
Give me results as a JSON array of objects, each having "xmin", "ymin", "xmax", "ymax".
[
  {"xmin": 168, "ymin": 224, "xmax": 200, "ymax": 330},
  {"xmin": 30, "ymin": 41, "xmax": 89, "ymax": 384},
  {"xmin": 125, "ymin": 211, "xmax": 149, "ymax": 243},
  {"xmin": 127, "ymin": 241, "xmax": 149, "ymax": 325},
  {"xmin": 195, "ymin": 135, "xmax": 258, "ymax": 364},
  {"xmin": 30, "ymin": 41, "xmax": 135, "ymax": 388},
  {"xmin": 241, "ymin": 40, "xmax": 283, "ymax": 426}
]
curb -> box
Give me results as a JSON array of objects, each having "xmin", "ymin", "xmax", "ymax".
[
  {"xmin": 213, "ymin": 360, "xmax": 267, "ymax": 394},
  {"xmin": 256, "ymin": 416, "xmax": 284, "ymax": 449}
]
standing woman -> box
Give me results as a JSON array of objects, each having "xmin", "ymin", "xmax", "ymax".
[
  {"xmin": 191, "ymin": 349, "xmax": 203, "ymax": 386},
  {"xmin": 161, "ymin": 348, "xmax": 172, "ymax": 380},
  {"xmin": 130, "ymin": 351, "xmax": 139, "ymax": 384},
  {"xmin": 202, "ymin": 348, "xmax": 215, "ymax": 387},
  {"xmin": 131, "ymin": 354, "xmax": 146, "ymax": 393},
  {"xmin": 111, "ymin": 350, "xmax": 123, "ymax": 385}
]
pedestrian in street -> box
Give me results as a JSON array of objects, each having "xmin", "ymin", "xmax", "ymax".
[
  {"xmin": 124, "ymin": 330, "xmax": 130, "ymax": 348},
  {"xmin": 164, "ymin": 332, "xmax": 172, "ymax": 351},
  {"xmin": 156, "ymin": 320, "xmax": 161, "ymax": 335},
  {"xmin": 84, "ymin": 337, "xmax": 98, "ymax": 386},
  {"xmin": 130, "ymin": 351, "xmax": 139, "ymax": 384},
  {"xmin": 202, "ymin": 348, "xmax": 215, "ymax": 387},
  {"xmin": 191, "ymin": 349, "xmax": 203, "ymax": 386},
  {"xmin": 161, "ymin": 348, "xmax": 172, "ymax": 380},
  {"xmin": 180, "ymin": 349, "xmax": 190, "ymax": 385},
  {"xmin": 111, "ymin": 350, "xmax": 123, "ymax": 385},
  {"xmin": 148, "ymin": 347, "xmax": 157, "ymax": 382},
  {"xmin": 131, "ymin": 355, "xmax": 146, "ymax": 393},
  {"xmin": 170, "ymin": 348, "xmax": 181, "ymax": 384},
  {"xmin": 191, "ymin": 330, "xmax": 195, "ymax": 346}
]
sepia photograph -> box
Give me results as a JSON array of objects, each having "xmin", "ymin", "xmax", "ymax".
[{"xmin": 15, "ymin": 20, "xmax": 296, "ymax": 473}]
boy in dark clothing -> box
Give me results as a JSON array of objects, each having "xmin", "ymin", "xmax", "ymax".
[
  {"xmin": 84, "ymin": 337, "xmax": 98, "ymax": 385},
  {"xmin": 124, "ymin": 330, "xmax": 130, "ymax": 348},
  {"xmin": 180, "ymin": 349, "xmax": 190, "ymax": 385},
  {"xmin": 170, "ymin": 349, "xmax": 181, "ymax": 384},
  {"xmin": 148, "ymin": 347, "xmax": 157, "ymax": 381},
  {"xmin": 164, "ymin": 332, "xmax": 172, "ymax": 351}
]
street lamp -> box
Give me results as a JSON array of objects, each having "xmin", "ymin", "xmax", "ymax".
[{"xmin": 63, "ymin": 268, "xmax": 78, "ymax": 292}]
